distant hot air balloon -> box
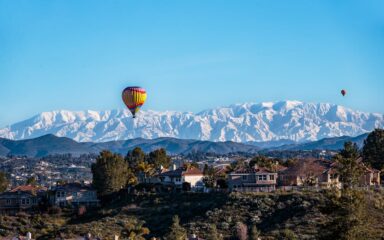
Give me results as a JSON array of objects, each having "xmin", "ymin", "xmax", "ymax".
[
  {"xmin": 122, "ymin": 86, "xmax": 147, "ymax": 118},
  {"xmin": 341, "ymin": 89, "xmax": 346, "ymax": 97}
]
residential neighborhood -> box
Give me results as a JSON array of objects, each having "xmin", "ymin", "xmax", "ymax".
[{"xmin": 1, "ymin": 152, "xmax": 381, "ymax": 217}]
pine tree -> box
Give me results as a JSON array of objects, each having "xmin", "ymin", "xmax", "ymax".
[
  {"xmin": 362, "ymin": 128, "xmax": 384, "ymax": 171},
  {"xmin": 91, "ymin": 151, "xmax": 129, "ymax": 196},
  {"xmin": 334, "ymin": 142, "xmax": 362, "ymax": 189},
  {"xmin": 164, "ymin": 215, "xmax": 187, "ymax": 240},
  {"xmin": 321, "ymin": 141, "xmax": 368, "ymax": 240},
  {"xmin": 0, "ymin": 172, "xmax": 8, "ymax": 193}
]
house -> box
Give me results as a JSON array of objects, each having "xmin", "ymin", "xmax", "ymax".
[
  {"xmin": 278, "ymin": 159, "xmax": 340, "ymax": 188},
  {"xmin": 50, "ymin": 183, "xmax": 99, "ymax": 207},
  {"xmin": 156, "ymin": 165, "xmax": 204, "ymax": 190},
  {"xmin": 279, "ymin": 158, "xmax": 381, "ymax": 189},
  {"xmin": 361, "ymin": 165, "xmax": 381, "ymax": 186},
  {"xmin": 228, "ymin": 166, "xmax": 278, "ymax": 192},
  {"xmin": 0, "ymin": 185, "xmax": 47, "ymax": 214}
]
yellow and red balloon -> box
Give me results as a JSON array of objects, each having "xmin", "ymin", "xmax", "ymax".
[{"xmin": 122, "ymin": 86, "xmax": 147, "ymax": 118}]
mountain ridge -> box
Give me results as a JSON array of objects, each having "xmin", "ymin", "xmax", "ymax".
[
  {"xmin": 0, "ymin": 100, "xmax": 382, "ymax": 143},
  {"xmin": 0, "ymin": 133, "xmax": 371, "ymax": 158}
]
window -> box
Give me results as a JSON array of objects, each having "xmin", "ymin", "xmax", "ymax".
[
  {"xmin": 258, "ymin": 175, "xmax": 267, "ymax": 181},
  {"xmin": 21, "ymin": 199, "xmax": 26, "ymax": 205},
  {"xmin": 242, "ymin": 175, "xmax": 247, "ymax": 180},
  {"xmin": 175, "ymin": 177, "xmax": 181, "ymax": 182},
  {"xmin": 270, "ymin": 175, "xmax": 275, "ymax": 180},
  {"xmin": 6, "ymin": 199, "xmax": 11, "ymax": 205},
  {"xmin": 26, "ymin": 199, "xmax": 30, "ymax": 205}
]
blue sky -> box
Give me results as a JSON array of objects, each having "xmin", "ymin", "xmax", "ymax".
[{"xmin": 0, "ymin": 0, "xmax": 383, "ymax": 127}]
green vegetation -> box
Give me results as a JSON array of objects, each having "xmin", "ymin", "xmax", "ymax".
[
  {"xmin": 363, "ymin": 128, "xmax": 384, "ymax": 171},
  {"xmin": 164, "ymin": 215, "xmax": 187, "ymax": 240},
  {"xmin": 0, "ymin": 171, "xmax": 8, "ymax": 192},
  {"xmin": 1, "ymin": 190, "xmax": 384, "ymax": 239},
  {"xmin": 91, "ymin": 151, "xmax": 129, "ymax": 197},
  {"xmin": 321, "ymin": 142, "xmax": 370, "ymax": 240},
  {"xmin": 203, "ymin": 164, "xmax": 217, "ymax": 188},
  {"xmin": 26, "ymin": 176, "xmax": 37, "ymax": 186}
]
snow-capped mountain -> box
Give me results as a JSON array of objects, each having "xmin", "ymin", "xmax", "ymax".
[{"xmin": 0, "ymin": 101, "xmax": 382, "ymax": 143}]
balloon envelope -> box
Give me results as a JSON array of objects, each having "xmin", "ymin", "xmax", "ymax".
[
  {"xmin": 122, "ymin": 86, "xmax": 147, "ymax": 118},
  {"xmin": 341, "ymin": 89, "xmax": 346, "ymax": 96}
]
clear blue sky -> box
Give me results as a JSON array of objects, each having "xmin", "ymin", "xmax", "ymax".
[{"xmin": 0, "ymin": 0, "xmax": 383, "ymax": 127}]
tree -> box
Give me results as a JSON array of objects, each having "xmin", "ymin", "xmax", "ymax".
[
  {"xmin": 92, "ymin": 151, "xmax": 129, "ymax": 196},
  {"xmin": 206, "ymin": 224, "xmax": 222, "ymax": 240},
  {"xmin": 126, "ymin": 147, "xmax": 146, "ymax": 171},
  {"xmin": 334, "ymin": 142, "xmax": 363, "ymax": 189},
  {"xmin": 203, "ymin": 164, "xmax": 216, "ymax": 188},
  {"xmin": 137, "ymin": 160, "xmax": 155, "ymax": 179},
  {"xmin": 249, "ymin": 156, "xmax": 279, "ymax": 171},
  {"xmin": 362, "ymin": 129, "xmax": 384, "ymax": 171},
  {"xmin": 235, "ymin": 222, "xmax": 248, "ymax": 240},
  {"xmin": 26, "ymin": 176, "xmax": 37, "ymax": 186},
  {"xmin": 321, "ymin": 142, "xmax": 368, "ymax": 240},
  {"xmin": 250, "ymin": 225, "xmax": 260, "ymax": 240},
  {"xmin": 0, "ymin": 172, "xmax": 8, "ymax": 193},
  {"xmin": 164, "ymin": 215, "xmax": 187, "ymax": 240},
  {"xmin": 148, "ymin": 148, "xmax": 171, "ymax": 169}
]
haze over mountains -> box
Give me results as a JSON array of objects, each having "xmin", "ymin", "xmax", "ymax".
[
  {"xmin": 0, "ymin": 133, "xmax": 369, "ymax": 158},
  {"xmin": 0, "ymin": 101, "xmax": 382, "ymax": 143}
]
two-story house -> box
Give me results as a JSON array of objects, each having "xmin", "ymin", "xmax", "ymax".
[
  {"xmin": 0, "ymin": 185, "xmax": 47, "ymax": 214},
  {"xmin": 50, "ymin": 183, "xmax": 99, "ymax": 208},
  {"xmin": 279, "ymin": 158, "xmax": 381, "ymax": 189},
  {"xmin": 228, "ymin": 166, "xmax": 278, "ymax": 192},
  {"xmin": 157, "ymin": 166, "xmax": 204, "ymax": 190},
  {"xmin": 278, "ymin": 159, "xmax": 337, "ymax": 188}
]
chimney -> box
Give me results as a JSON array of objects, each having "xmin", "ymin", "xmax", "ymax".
[
  {"xmin": 172, "ymin": 164, "xmax": 177, "ymax": 171},
  {"xmin": 26, "ymin": 232, "xmax": 32, "ymax": 240}
]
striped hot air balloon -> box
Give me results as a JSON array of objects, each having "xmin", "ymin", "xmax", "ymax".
[{"xmin": 122, "ymin": 86, "xmax": 147, "ymax": 118}]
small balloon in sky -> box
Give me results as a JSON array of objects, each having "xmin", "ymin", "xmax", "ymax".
[
  {"xmin": 341, "ymin": 89, "xmax": 346, "ymax": 97},
  {"xmin": 122, "ymin": 86, "xmax": 147, "ymax": 118}
]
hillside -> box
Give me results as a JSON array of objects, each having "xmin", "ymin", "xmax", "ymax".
[
  {"xmin": 0, "ymin": 133, "xmax": 371, "ymax": 157},
  {"xmin": 0, "ymin": 135, "xmax": 261, "ymax": 157},
  {"xmin": 2, "ymin": 191, "xmax": 384, "ymax": 239},
  {"xmin": 270, "ymin": 133, "xmax": 369, "ymax": 151}
]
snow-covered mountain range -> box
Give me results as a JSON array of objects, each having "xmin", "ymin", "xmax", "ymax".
[{"xmin": 0, "ymin": 101, "xmax": 382, "ymax": 143}]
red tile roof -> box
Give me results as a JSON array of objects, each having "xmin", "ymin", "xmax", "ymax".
[
  {"xmin": 10, "ymin": 185, "xmax": 47, "ymax": 193},
  {"xmin": 183, "ymin": 167, "xmax": 203, "ymax": 176}
]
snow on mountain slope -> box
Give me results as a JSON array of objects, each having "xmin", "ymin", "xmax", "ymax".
[{"xmin": 0, "ymin": 101, "xmax": 382, "ymax": 143}]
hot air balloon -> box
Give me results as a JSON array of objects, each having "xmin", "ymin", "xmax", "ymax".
[
  {"xmin": 341, "ymin": 89, "xmax": 346, "ymax": 97},
  {"xmin": 122, "ymin": 86, "xmax": 147, "ymax": 118}
]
